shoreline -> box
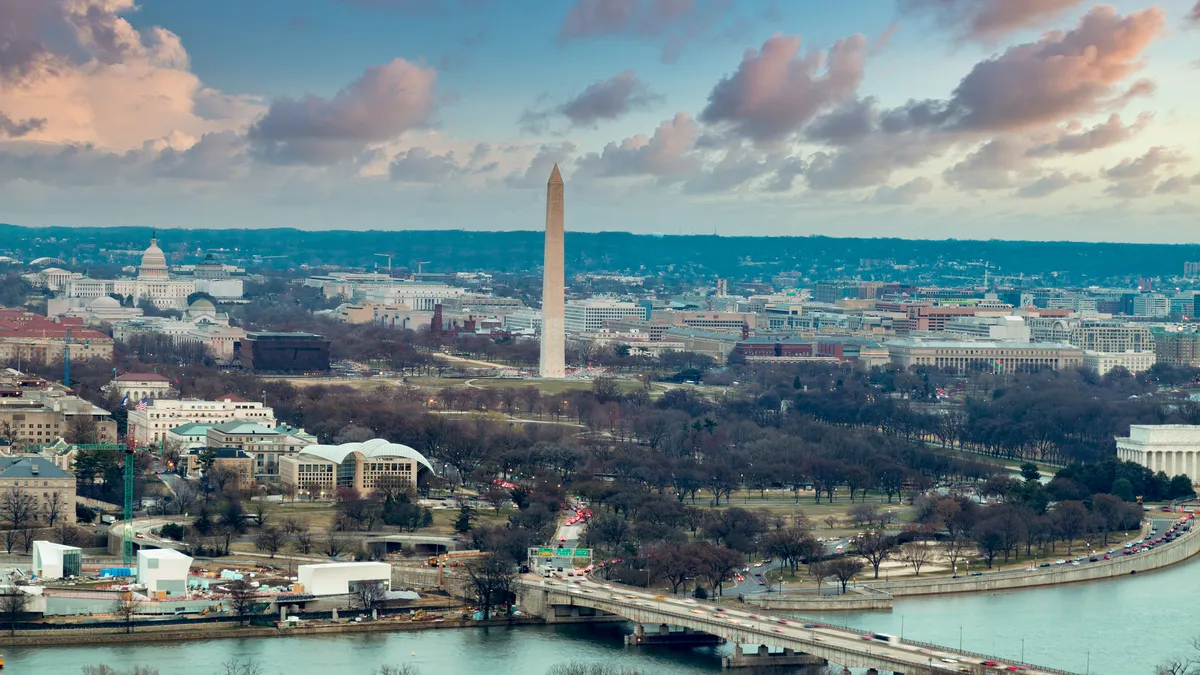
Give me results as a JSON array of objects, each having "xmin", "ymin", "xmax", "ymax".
[{"xmin": 0, "ymin": 615, "xmax": 546, "ymax": 648}]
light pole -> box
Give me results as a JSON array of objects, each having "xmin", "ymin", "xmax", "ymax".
[
  {"xmin": 1021, "ymin": 638, "xmax": 1025, "ymax": 663},
  {"xmin": 959, "ymin": 626, "xmax": 963, "ymax": 651}
]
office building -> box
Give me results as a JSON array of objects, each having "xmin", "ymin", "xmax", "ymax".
[
  {"xmin": 279, "ymin": 438, "xmax": 432, "ymax": 497},
  {"xmin": 564, "ymin": 299, "xmax": 639, "ymax": 334},
  {"xmin": 0, "ymin": 382, "xmax": 118, "ymax": 447},
  {"xmin": 1117, "ymin": 425, "xmax": 1200, "ymax": 485},
  {"xmin": 1069, "ymin": 322, "xmax": 1156, "ymax": 353},
  {"xmin": 206, "ymin": 421, "xmax": 314, "ymax": 482},
  {"xmin": 886, "ymin": 339, "xmax": 1084, "ymax": 374},
  {"xmin": 540, "ymin": 165, "xmax": 566, "ymax": 378},
  {"xmin": 238, "ymin": 332, "xmax": 331, "ymax": 374},
  {"xmin": 0, "ymin": 309, "xmax": 114, "ymax": 362},
  {"xmin": 111, "ymin": 299, "xmax": 245, "ymax": 363},
  {"xmin": 1133, "ymin": 293, "xmax": 1170, "ymax": 318},
  {"xmin": 126, "ymin": 395, "xmax": 275, "ymax": 445},
  {"xmin": 943, "ymin": 316, "xmax": 1031, "ymax": 342},
  {"xmin": 504, "ymin": 308, "xmax": 543, "ymax": 333},
  {"xmin": 649, "ymin": 311, "xmax": 756, "ymax": 333},
  {"xmin": 1082, "ymin": 350, "xmax": 1157, "ymax": 375}
]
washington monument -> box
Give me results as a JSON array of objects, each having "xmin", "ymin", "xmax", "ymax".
[{"xmin": 539, "ymin": 164, "xmax": 566, "ymax": 378}]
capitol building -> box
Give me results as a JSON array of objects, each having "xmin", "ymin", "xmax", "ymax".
[{"xmin": 60, "ymin": 235, "xmax": 242, "ymax": 310}]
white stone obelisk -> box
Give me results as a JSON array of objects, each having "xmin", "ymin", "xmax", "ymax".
[{"xmin": 539, "ymin": 164, "xmax": 566, "ymax": 378}]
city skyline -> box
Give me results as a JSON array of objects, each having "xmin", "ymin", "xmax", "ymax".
[{"xmin": 0, "ymin": 0, "xmax": 1198, "ymax": 241}]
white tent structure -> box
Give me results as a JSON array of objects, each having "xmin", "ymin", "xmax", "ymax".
[
  {"xmin": 32, "ymin": 541, "xmax": 82, "ymax": 580},
  {"xmin": 298, "ymin": 562, "xmax": 391, "ymax": 596}
]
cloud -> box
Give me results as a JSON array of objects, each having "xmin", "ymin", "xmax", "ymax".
[
  {"xmin": 153, "ymin": 131, "xmax": 250, "ymax": 181},
  {"xmin": 576, "ymin": 112, "xmax": 699, "ymax": 178},
  {"xmin": 0, "ymin": 0, "xmax": 262, "ymax": 151},
  {"xmin": 504, "ymin": 142, "xmax": 576, "ymax": 189},
  {"xmin": 943, "ymin": 137, "xmax": 1035, "ymax": 190},
  {"xmin": 1102, "ymin": 146, "xmax": 1189, "ymax": 198},
  {"xmin": 763, "ymin": 156, "xmax": 805, "ymax": 192},
  {"xmin": 935, "ymin": 6, "xmax": 1164, "ymax": 132},
  {"xmin": 340, "ymin": 0, "xmax": 489, "ymax": 13},
  {"xmin": 1016, "ymin": 171, "xmax": 1086, "ymax": 198},
  {"xmin": 559, "ymin": 0, "xmax": 697, "ymax": 40},
  {"xmin": 1191, "ymin": 1, "xmax": 1200, "ymax": 24},
  {"xmin": 248, "ymin": 58, "xmax": 438, "ymax": 165},
  {"xmin": 699, "ymin": 33, "xmax": 867, "ymax": 144},
  {"xmin": 871, "ymin": 177, "xmax": 933, "ymax": 204},
  {"xmin": 1027, "ymin": 113, "xmax": 1152, "ymax": 156},
  {"xmin": 682, "ymin": 146, "xmax": 779, "ymax": 194},
  {"xmin": 897, "ymin": 0, "xmax": 1084, "ymax": 42},
  {"xmin": 805, "ymin": 97, "xmax": 878, "ymax": 146},
  {"xmin": 521, "ymin": 70, "xmax": 658, "ymax": 132},
  {"xmin": 389, "ymin": 147, "xmax": 463, "ymax": 182},
  {"xmin": 803, "ymin": 133, "xmax": 943, "ymax": 190},
  {"xmin": 0, "ymin": 112, "xmax": 44, "ymax": 138},
  {"xmin": 1155, "ymin": 174, "xmax": 1200, "ymax": 195}
]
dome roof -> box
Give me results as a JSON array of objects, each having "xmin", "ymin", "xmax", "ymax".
[
  {"xmin": 189, "ymin": 298, "xmax": 216, "ymax": 313},
  {"xmin": 89, "ymin": 296, "xmax": 121, "ymax": 308},
  {"xmin": 295, "ymin": 439, "xmax": 433, "ymax": 471},
  {"xmin": 138, "ymin": 236, "xmax": 169, "ymax": 280}
]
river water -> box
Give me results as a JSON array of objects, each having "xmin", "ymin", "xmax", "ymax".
[{"xmin": 15, "ymin": 554, "xmax": 1199, "ymax": 675}]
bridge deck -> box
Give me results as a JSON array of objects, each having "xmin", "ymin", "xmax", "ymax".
[{"xmin": 519, "ymin": 577, "xmax": 1082, "ymax": 675}]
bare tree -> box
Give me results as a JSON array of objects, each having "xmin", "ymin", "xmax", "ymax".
[
  {"xmin": 822, "ymin": 515, "xmax": 839, "ymax": 530},
  {"xmin": 852, "ymin": 531, "xmax": 896, "ymax": 579},
  {"xmin": 1, "ymin": 487, "xmax": 36, "ymax": 529},
  {"xmin": 250, "ymin": 501, "xmax": 270, "ymax": 528},
  {"xmin": 0, "ymin": 589, "xmax": 29, "ymax": 635},
  {"xmin": 824, "ymin": 558, "xmax": 865, "ymax": 595},
  {"xmin": 943, "ymin": 534, "xmax": 972, "ymax": 577},
  {"xmin": 226, "ymin": 579, "xmax": 262, "ymax": 626},
  {"xmin": 111, "ymin": 592, "xmax": 144, "ymax": 633},
  {"xmin": 323, "ymin": 530, "xmax": 347, "ymax": 558},
  {"xmin": 294, "ymin": 528, "xmax": 313, "ymax": 555},
  {"xmin": 173, "ymin": 481, "xmax": 201, "ymax": 515},
  {"xmin": 280, "ymin": 480, "xmax": 298, "ymax": 504},
  {"xmin": 45, "ymin": 490, "xmax": 65, "ymax": 526},
  {"xmin": 897, "ymin": 542, "xmax": 935, "ymax": 577},
  {"xmin": 376, "ymin": 666, "xmax": 422, "ymax": 675},
  {"xmin": 355, "ymin": 579, "xmax": 387, "ymax": 612},
  {"xmin": 55, "ymin": 522, "xmax": 86, "ymax": 546},
  {"xmin": 254, "ymin": 527, "xmax": 285, "ymax": 558}
]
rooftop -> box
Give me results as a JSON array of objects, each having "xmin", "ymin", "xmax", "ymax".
[
  {"xmin": 0, "ymin": 457, "xmax": 73, "ymax": 479},
  {"xmin": 209, "ymin": 421, "xmax": 278, "ymax": 435},
  {"xmin": 113, "ymin": 373, "xmax": 170, "ymax": 382},
  {"xmin": 884, "ymin": 339, "xmax": 1081, "ymax": 350},
  {"xmin": 168, "ymin": 422, "xmax": 214, "ymax": 436}
]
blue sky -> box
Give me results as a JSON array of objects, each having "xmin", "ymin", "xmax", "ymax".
[{"xmin": 0, "ymin": 0, "xmax": 1198, "ymax": 241}]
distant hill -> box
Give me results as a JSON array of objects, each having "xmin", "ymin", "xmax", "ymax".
[{"xmin": 1, "ymin": 223, "xmax": 1197, "ymax": 284}]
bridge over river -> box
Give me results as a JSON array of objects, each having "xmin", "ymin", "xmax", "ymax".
[{"xmin": 517, "ymin": 576, "xmax": 1083, "ymax": 675}]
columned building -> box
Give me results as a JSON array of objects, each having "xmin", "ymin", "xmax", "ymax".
[{"xmin": 1116, "ymin": 425, "xmax": 1200, "ymax": 484}]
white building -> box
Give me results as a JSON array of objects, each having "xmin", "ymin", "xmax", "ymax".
[
  {"xmin": 111, "ymin": 299, "xmax": 245, "ymax": 363},
  {"xmin": 62, "ymin": 236, "xmax": 243, "ymax": 310},
  {"xmin": 1082, "ymin": 350, "xmax": 1157, "ymax": 375},
  {"xmin": 126, "ymin": 394, "xmax": 276, "ymax": 444},
  {"xmin": 109, "ymin": 373, "xmax": 174, "ymax": 402},
  {"xmin": 137, "ymin": 548, "xmax": 192, "ymax": 596},
  {"xmin": 46, "ymin": 296, "xmax": 145, "ymax": 325},
  {"xmin": 304, "ymin": 274, "xmax": 464, "ymax": 310},
  {"xmin": 943, "ymin": 316, "xmax": 1032, "ymax": 342},
  {"xmin": 564, "ymin": 299, "xmax": 640, "ymax": 334},
  {"xmin": 23, "ymin": 268, "xmax": 80, "ymax": 291},
  {"xmin": 32, "ymin": 541, "xmax": 82, "ymax": 580},
  {"xmin": 1116, "ymin": 425, "xmax": 1200, "ymax": 484},
  {"xmin": 298, "ymin": 562, "xmax": 391, "ymax": 596},
  {"xmin": 279, "ymin": 439, "xmax": 431, "ymax": 497}
]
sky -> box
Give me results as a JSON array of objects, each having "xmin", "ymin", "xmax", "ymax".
[{"xmin": 0, "ymin": 0, "xmax": 1198, "ymax": 242}]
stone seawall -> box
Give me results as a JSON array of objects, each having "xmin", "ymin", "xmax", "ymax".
[{"xmin": 869, "ymin": 524, "xmax": 1200, "ymax": 597}]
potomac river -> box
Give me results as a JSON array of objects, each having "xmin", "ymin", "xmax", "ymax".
[{"xmin": 14, "ymin": 553, "xmax": 1200, "ymax": 675}]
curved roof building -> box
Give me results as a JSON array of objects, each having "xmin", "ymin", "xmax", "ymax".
[
  {"xmin": 281, "ymin": 438, "xmax": 432, "ymax": 496},
  {"xmin": 138, "ymin": 236, "xmax": 170, "ymax": 280}
]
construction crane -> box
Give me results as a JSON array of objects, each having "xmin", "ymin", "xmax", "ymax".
[
  {"xmin": 374, "ymin": 253, "xmax": 395, "ymax": 275},
  {"xmin": 123, "ymin": 434, "xmax": 136, "ymax": 567},
  {"xmin": 417, "ymin": 261, "xmax": 431, "ymax": 275}
]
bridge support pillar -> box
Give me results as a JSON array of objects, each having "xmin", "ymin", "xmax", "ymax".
[
  {"xmin": 626, "ymin": 626, "xmax": 724, "ymax": 647},
  {"xmin": 721, "ymin": 646, "xmax": 826, "ymax": 669}
]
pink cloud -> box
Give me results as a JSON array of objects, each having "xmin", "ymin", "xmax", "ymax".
[
  {"xmin": 576, "ymin": 111, "xmax": 700, "ymax": 178},
  {"xmin": 248, "ymin": 59, "xmax": 438, "ymax": 165},
  {"xmin": 944, "ymin": 6, "xmax": 1165, "ymax": 131},
  {"xmin": 699, "ymin": 33, "xmax": 867, "ymax": 144},
  {"xmin": 559, "ymin": 0, "xmax": 697, "ymax": 40},
  {"xmin": 1027, "ymin": 113, "xmax": 1153, "ymax": 156},
  {"xmin": 898, "ymin": 0, "xmax": 1084, "ymax": 42}
]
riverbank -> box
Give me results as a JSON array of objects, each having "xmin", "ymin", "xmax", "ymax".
[{"xmin": 0, "ymin": 615, "xmax": 544, "ymax": 648}]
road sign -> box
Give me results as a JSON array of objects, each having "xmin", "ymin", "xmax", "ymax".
[{"xmin": 529, "ymin": 547, "xmax": 591, "ymax": 558}]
